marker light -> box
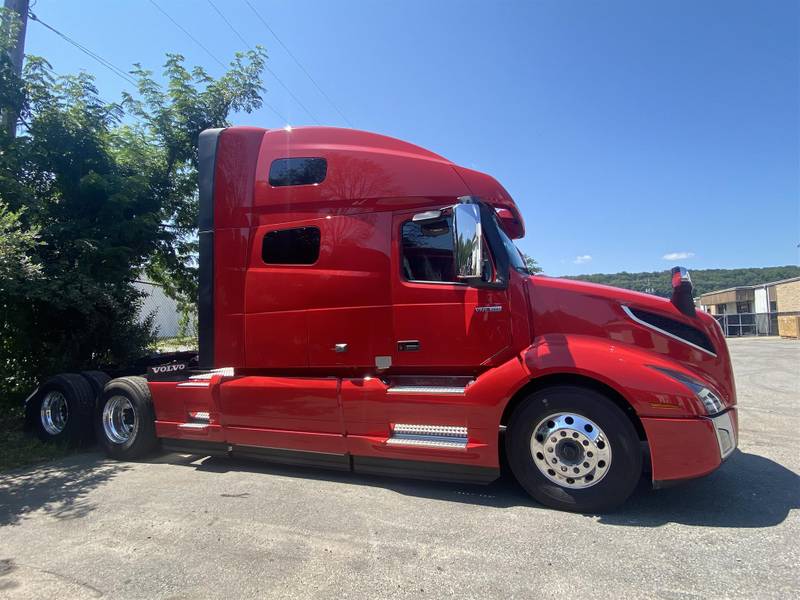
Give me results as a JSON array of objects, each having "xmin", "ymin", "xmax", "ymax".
[{"xmin": 649, "ymin": 365, "xmax": 724, "ymax": 415}]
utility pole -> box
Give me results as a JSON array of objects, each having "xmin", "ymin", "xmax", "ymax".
[{"xmin": 3, "ymin": 0, "xmax": 29, "ymax": 137}]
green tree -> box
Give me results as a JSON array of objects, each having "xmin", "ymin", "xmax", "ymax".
[
  {"xmin": 124, "ymin": 49, "xmax": 266, "ymax": 302},
  {"xmin": 522, "ymin": 253, "xmax": 543, "ymax": 274},
  {"xmin": 568, "ymin": 266, "xmax": 800, "ymax": 297},
  {"xmin": 0, "ymin": 8, "xmax": 267, "ymax": 404},
  {"xmin": 1, "ymin": 56, "xmax": 164, "ymax": 394},
  {"xmin": 0, "ymin": 202, "xmax": 40, "ymax": 290}
]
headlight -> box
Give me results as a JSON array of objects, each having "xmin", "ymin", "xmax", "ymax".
[
  {"xmin": 694, "ymin": 387, "xmax": 724, "ymax": 414},
  {"xmin": 649, "ymin": 366, "xmax": 725, "ymax": 415}
]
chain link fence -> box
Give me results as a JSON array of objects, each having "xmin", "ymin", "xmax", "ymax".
[
  {"xmin": 134, "ymin": 279, "xmax": 198, "ymax": 351},
  {"xmin": 713, "ymin": 312, "xmax": 800, "ymax": 338}
]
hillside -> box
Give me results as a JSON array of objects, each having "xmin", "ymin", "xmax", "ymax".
[{"xmin": 565, "ymin": 265, "xmax": 800, "ymax": 298}]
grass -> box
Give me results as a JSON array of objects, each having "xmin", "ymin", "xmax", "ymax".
[{"xmin": 0, "ymin": 406, "xmax": 77, "ymax": 472}]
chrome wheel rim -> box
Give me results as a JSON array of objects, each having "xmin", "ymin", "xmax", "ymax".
[
  {"xmin": 40, "ymin": 391, "xmax": 69, "ymax": 435},
  {"xmin": 102, "ymin": 395, "xmax": 137, "ymax": 444},
  {"xmin": 530, "ymin": 412, "xmax": 612, "ymax": 489}
]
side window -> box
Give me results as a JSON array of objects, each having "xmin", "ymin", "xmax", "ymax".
[
  {"xmin": 269, "ymin": 157, "xmax": 327, "ymax": 187},
  {"xmin": 401, "ymin": 217, "xmax": 456, "ymax": 282},
  {"xmin": 401, "ymin": 216, "xmax": 497, "ymax": 283},
  {"xmin": 262, "ymin": 227, "xmax": 320, "ymax": 265}
]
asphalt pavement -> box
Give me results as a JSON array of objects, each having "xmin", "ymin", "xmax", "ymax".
[{"xmin": 1, "ymin": 337, "xmax": 798, "ymax": 599}]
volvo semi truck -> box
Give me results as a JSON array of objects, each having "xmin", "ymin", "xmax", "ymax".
[{"xmin": 28, "ymin": 126, "xmax": 738, "ymax": 512}]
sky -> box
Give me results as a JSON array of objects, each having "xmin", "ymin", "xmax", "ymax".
[{"xmin": 23, "ymin": 0, "xmax": 800, "ymax": 276}]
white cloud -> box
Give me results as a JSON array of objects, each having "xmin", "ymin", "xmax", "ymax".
[
  {"xmin": 573, "ymin": 254, "xmax": 592, "ymax": 264},
  {"xmin": 662, "ymin": 251, "xmax": 695, "ymax": 260}
]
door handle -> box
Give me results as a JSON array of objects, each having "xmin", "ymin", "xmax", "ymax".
[
  {"xmin": 397, "ymin": 340, "xmax": 420, "ymax": 352},
  {"xmin": 334, "ymin": 343, "xmax": 348, "ymax": 353}
]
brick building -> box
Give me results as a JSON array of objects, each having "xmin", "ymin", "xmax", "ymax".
[
  {"xmin": 698, "ymin": 276, "xmax": 800, "ymax": 337},
  {"xmin": 774, "ymin": 278, "xmax": 800, "ymax": 312}
]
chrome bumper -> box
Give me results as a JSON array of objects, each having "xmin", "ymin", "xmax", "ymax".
[{"xmin": 708, "ymin": 410, "xmax": 737, "ymax": 460}]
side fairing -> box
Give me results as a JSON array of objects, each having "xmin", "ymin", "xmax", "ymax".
[{"xmin": 198, "ymin": 126, "xmax": 267, "ymax": 369}]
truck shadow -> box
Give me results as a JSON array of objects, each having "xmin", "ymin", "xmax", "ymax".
[
  {"xmin": 1, "ymin": 449, "xmax": 793, "ymax": 529},
  {"xmin": 596, "ymin": 450, "xmax": 799, "ymax": 528},
  {"xmin": 0, "ymin": 453, "xmax": 129, "ymax": 527},
  {"xmin": 184, "ymin": 448, "xmax": 797, "ymax": 528}
]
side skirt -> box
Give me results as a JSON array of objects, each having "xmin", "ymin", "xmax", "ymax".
[
  {"xmin": 162, "ymin": 439, "xmax": 229, "ymax": 457},
  {"xmin": 231, "ymin": 444, "xmax": 350, "ymax": 471},
  {"xmin": 159, "ymin": 439, "xmax": 499, "ymax": 484},
  {"xmin": 352, "ymin": 456, "xmax": 499, "ymax": 485}
]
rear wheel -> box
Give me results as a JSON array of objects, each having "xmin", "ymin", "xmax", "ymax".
[
  {"xmin": 80, "ymin": 370, "xmax": 110, "ymax": 400},
  {"xmin": 26, "ymin": 374, "xmax": 95, "ymax": 445},
  {"xmin": 95, "ymin": 377, "xmax": 158, "ymax": 460},
  {"xmin": 506, "ymin": 385, "xmax": 642, "ymax": 513}
]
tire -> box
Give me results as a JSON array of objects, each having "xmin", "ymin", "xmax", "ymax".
[
  {"xmin": 80, "ymin": 370, "xmax": 110, "ymax": 400},
  {"xmin": 506, "ymin": 385, "xmax": 642, "ymax": 513},
  {"xmin": 95, "ymin": 376, "xmax": 158, "ymax": 460},
  {"xmin": 26, "ymin": 373, "xmax": 95, "ymax": 446},
  {"xmin": 79, "ymin": 371, "xmax": 111, "ymax": 445}
]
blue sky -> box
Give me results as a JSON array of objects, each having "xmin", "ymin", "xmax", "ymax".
[{"xmin": 24, "ymin": 0, "xmax": 799, "ymax": 275}]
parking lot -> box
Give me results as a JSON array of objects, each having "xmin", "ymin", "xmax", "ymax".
[{"xmin": 1, "ymin": 337, "xmax": 798, "ymax": 599}]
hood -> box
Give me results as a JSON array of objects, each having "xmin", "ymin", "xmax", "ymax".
[{"xmin": 528, "ymin": 275, "xmax": 736, "ymax": 409}]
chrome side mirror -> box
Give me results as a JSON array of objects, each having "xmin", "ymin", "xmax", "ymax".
[{"xmin": 453, "ymin": 203, "xmax": 483, "ymax": 280}]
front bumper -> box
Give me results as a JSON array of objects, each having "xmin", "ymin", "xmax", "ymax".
[
  {"xmin": 709, "ymin": 409, "xmax": 737, "ymax": 460},
  {"xmin": 642, "ymin": 406, "xmax": 738, "ymax": 484}
]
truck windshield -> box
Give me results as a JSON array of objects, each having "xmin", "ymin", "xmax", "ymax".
[{"xmin": 493, "ymin": 214, "xmax": 528, "ymax": 274}]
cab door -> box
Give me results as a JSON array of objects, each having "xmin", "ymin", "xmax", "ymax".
[{"xmin": 390, "ymin": 208, "xmax": 512, "ymax": 369}]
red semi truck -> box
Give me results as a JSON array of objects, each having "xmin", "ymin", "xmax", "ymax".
[{"xmin": 29, "ymin": 126, "xmax": 738, "ymax": 512}]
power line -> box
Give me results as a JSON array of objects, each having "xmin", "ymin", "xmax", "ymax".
[
  {"xmin": 28, "ymin": 10, "xmax": 138, "ymax": 87},
  {"xmin": 146, "ymin": 0, "xmax": 289, "ymax": 123},
  {"xmin": 206, "ymin": 0, "xmax": 321, "ymax": 124},
  {"xmin": 148, "ymin": 0, "xmax": 224, "ymax": 69},
  {"xmin": 243, "ymin": 0, "xmax": 353, "ymax": 127},
  {"xmin": 26, "ymin": 9, "xmax": 147, "ymax": 126},
  {"xmin": 30, "ymin": 4, "xmax": 293, "ymax": 126},
  {"xmin": 206, "ymin": 0, "xmax": 250, "ymax": 49}
]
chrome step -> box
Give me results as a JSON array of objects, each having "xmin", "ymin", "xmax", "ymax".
[
  {"xmin": 387, "ymin": 424, "xmax": 468, "ymax": 450},
  {"xmin": 177, "ymin": 423, "xmax": 209, "ymax": 431},
  {"xmin": 393, "ymin": 424, "xmax": 467, "ymax": 436},
  {"xmin": 386, "ymin": 437, "xmax": 467, "ymax": 449},
  {"xmin": 386, "ymin": 385, "xmax": 467, "ymax": 395}
]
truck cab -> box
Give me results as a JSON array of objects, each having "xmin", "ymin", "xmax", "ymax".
[{"xmin": 95, "ymin": 126, "xmax": 738, "ymax": 512}]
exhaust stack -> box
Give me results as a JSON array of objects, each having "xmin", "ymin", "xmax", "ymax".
[{"xmin": 671, "ymin": 266, "xmax": 696, "ymax": 317}]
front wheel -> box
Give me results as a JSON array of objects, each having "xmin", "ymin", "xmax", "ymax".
[
  {"xmin": 95, "ymin": 376, "xmax": 158, "ymax": 460},
  {"xmin": 506, "ymin": 385, "xmax": 642, "ymax": 513}
]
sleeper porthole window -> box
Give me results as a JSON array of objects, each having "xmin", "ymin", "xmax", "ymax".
[
  {"xmin": 262, "ymin": 227, "xmax": 321, "ymax": 265},
  {"xmin": 269, "ymin": 157, "xmax": 327, "ymax": 187}
]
